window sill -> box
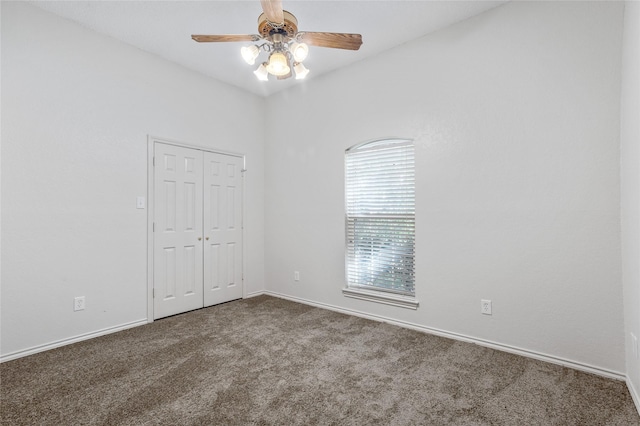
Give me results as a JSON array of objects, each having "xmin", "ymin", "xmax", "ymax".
[{"xmin": 342, "ymin": 287, "xmax": 419, "ymax": 310}]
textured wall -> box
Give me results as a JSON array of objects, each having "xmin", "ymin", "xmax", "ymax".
[
  {"xmin": 264, "ymin": 1, "xmax": 625, "ymax": 374},
  {"xmin": 1, "ymin": 2, "xmax": 265, "ymax": 357},
  {"xmin": 1, "ymin": 0, "xmax": 632, "ymax": 381},
  {"xmin": 621, "ymin": 0, "xmax": 640, "ymax": 406}
]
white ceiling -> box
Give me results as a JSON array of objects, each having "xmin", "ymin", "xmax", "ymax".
[{"xmin": 30, "ymin": 0, "xmax": 507, "ymax": 97}]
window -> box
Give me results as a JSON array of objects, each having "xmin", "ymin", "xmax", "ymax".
[{"xmin": 343, "ymin": 138, "xmax": 417, "ymax": 309}]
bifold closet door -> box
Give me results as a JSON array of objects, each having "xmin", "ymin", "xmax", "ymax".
[
  {"xmin": 154, "ymin": 144, "xmax": 204, "ymax": 319},
  {"xmin": 203, "ymin": 152, "xmax": 243, "ymax": 307},
  {"xmin": 153, "ymin": 143, "xmax": 244, "ymax": 320}
]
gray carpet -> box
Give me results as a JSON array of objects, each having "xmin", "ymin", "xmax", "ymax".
[{"xmin": 1, "ymin": 295, "xmax": 639, "ymax": 425}]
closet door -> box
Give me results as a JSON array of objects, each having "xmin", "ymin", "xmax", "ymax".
[
  {"xmin": 153, "ymin": 143, "xmax": 204, "ymax": 319},
  {"xmin": 203, "ymin": 152, "xmax": 244, "ymax": 307}
]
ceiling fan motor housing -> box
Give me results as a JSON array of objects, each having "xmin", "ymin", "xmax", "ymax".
[{"xmin": 258, "ymin": 10, "xmax": 298, "ymax": 38}]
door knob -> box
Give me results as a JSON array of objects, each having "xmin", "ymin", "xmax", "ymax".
[
  {"xmin": 206, "ymin": 237, "xmax": 209, "ymax": 241},
  {"xmin": 198, "ymin": 237, "xmax": 202, "ymax": 241}
]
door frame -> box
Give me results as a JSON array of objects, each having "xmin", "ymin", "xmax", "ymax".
[{"xmin": 146, "ymin": 135, "xmax": 246, "ymax": 323}]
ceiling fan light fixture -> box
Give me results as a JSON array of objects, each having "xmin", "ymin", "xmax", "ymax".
[
  {"xmin": 293, "ymin": 62, "xmax": 310, "ymax": 80},
  {"xmin": 241, "ymin": 45, "xmax": 260, "ymax": 65},
  {"xmin": 290, "ymin": 42, "xmax": 309, "ymax": 62},
  {"xmin": 192, "ymin": 2, "xmax": 363, "ymax": 82},
  {"xmin": 253, "ymin": 62, "xmax": 269, "ymax": 81},
  {"xmin": 266, "ymin": 51, "xmax": 290, "ymax": 76}
]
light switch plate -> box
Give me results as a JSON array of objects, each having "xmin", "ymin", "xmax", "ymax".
[{"xmin": 136, "ymin": 196, "xmax": 145, "ymax": 209}]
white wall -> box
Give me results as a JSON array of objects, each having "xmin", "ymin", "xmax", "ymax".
[
  {"xmin": 1, "ymin": 2, "xmax": 265, "ymax": 358},
  {"xmin": 621, "ymin": 0, "xmax": 640, "ymax": 406},
  {"xmin": 1, "ymin": 0, "xmax": 633, "ymax": 385},
  {"xmin": 264, "ymin": 1, "xmax": 626, "ymax": 375}
]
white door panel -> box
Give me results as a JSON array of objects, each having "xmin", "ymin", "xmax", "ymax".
[
  {"xmin": 154, "ymin": 143, "xmax": 204, "ymax": 319},
  {"xmin": 203, "ymin": 152, "xmax": 243, "ymax": 307}
]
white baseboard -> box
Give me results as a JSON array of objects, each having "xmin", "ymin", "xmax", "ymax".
[
  {"xmin": 2, "ymin": 292, "xmax": 266, "ymax": 362},
  {"xmin": 264, "ymin": 290, "xmax": 627, "ymax": 381},
  {"xmin": 4, "ymin": 292, "xmax": 633, "ymax": 405},
  {"xmin": 0, "ymin": 319, "xmax": 148, "ymax": 363},
  {"xmin": 628, "ymin": 376, "xmax": 640, "ymax": 415}
]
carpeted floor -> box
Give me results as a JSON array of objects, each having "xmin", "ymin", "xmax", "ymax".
[{"xmin": 1, "ymin": 295, "xmax": 639, "ymax": 425}]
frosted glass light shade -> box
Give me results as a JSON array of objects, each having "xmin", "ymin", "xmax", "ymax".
[
  {"xmin": 294, "ymin": 62, "xmax": 310, "ymax": 80},
  {"xmin": 290, "ymin": 42, "xmax": 309, "ymax": 62},
  {"xmin": 266, "ymin": 51, "xmax": 290, "ymax": 76},
  {"xmin": 241, "ymin": 45, "xmax": 260, "ymax": 65},
  {"xmin": 253, "ymin": 63, "xmax": 269, "ymax": 81}
]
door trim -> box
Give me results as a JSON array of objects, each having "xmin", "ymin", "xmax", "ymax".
[{"xmin": 146, "ymin": 135, "xmax": 246, "ymax": 323}]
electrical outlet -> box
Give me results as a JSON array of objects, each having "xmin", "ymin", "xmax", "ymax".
[
  {"xmin": 294, "ymin": 271, "xmax": 300, "ymax": 282},
  {"xmin": 74, "ymin": 296, "xmax": 85, "ymax": 312},
  {"xmin": 481, "ymin": 299, "xmax": 492, "ymax": 315},
  {"xmin": 632, "ymin": 333, "xmax": 638, "ymax": 359}
]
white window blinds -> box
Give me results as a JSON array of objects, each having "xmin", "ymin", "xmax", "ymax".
[{"xmin": 345, "ymin": 139, "xmax": 415, "ymax": 296}]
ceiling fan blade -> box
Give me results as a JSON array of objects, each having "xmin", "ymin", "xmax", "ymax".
[
  {"xmin": 191, "ymin": 34, "xmax": 259, "ymax": 43},
  {"xmin": 260, "ymin": 0, "xmax": 284, "ymax": 25},
  {"xmin": 299, "ymin": 32, "xmax": 363, "ymax": 51}
]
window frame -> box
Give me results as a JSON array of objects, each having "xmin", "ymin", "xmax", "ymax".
[{"xmin": 342, "ymin": 138, "xmax": 418, "ymax": 309}]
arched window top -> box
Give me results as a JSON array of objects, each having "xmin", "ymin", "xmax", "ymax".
[{"xmin": 346, "ymin": 137, "xmax": 413, "ymax": 154}]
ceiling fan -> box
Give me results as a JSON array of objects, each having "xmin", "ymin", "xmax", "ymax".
[{"xmin": 191, "ymin": 0, "xmax": 363, "ymax": 81}]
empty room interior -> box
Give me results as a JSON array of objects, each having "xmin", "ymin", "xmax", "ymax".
[{"xmin": 2, "ymin": 0, "xmax": 640, "ymax": 423}]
